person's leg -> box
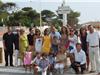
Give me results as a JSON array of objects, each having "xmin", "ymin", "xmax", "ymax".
[
  {"xmin": 89, "ymin": 47, "xmax": 96, "ymax": 72},
  {"xmin": 86, "ymin": 55, "xmax": 89, "ymax": 70},
  {"xmin": 9, "ymin": 53, "xmax": 13, "ymax": 66},
  {"xmin": 4, "ymin": 50, "xmax": 8, "ymax": 66},
  {"xmin": 42, "ymin": 69, "xmax": 47, "ymax": 75},
  {"xmin": 15, "ymin": 50, "xmax": 19, "ymax": 66},
  {"xmin": 80, "ymin": 64, "xmax": 86, "ymax": 74},
  {"xmin": 94, "ymin": 47, "xmax": 100, "ymax": 72},
  {"xmin": 71, "ymin": 62, "xmax": 80, "ymax": 74},
  {"xmin": 54, "ymin": 63, "xmax": 59, "ymax": 69},
  {"xmin": 25, "ymin": 65, "xmax": 27, "ymax": 71},
  {"xmin": 59, "ymin": 63, "xmax": 64, "ymax": 74},
  {"xmin": 54, "ymin": 63, "xmax": 60, "ymax": 74},
  {"xmin": 69, "ymin": 53, "xmax": 74, "ymax": 64},
  {"xmin": 29, "ymin": 64, "xmax": 32, "ymax": 72}
]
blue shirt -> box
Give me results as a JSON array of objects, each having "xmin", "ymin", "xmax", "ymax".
[
  {"xmin": 50, "ymin": 32, "xmax": 61, "ymax": 40},
  {"xmin": 47, "ymin": 56, "xmax": 55, "ymax": 65},
  {"xmin": 39, "ymin": 59, "xmax": 49, "ymax": 69}
]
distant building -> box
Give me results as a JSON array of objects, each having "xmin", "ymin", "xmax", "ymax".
[{"xmin": 81, "ymin": 21, "xmax": 100, "ymax": 30}]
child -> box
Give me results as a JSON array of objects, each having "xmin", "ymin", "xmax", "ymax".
[
  {"xmin": 34, "ymin": 29, "xmax": 43, "ymax": 53},
  {"xmin": 51, "ymin": 36, "xmax": 59, "ymax": 55},
  {"xmin": 24, "ymin": 49, "xmax": 32, "ymax": 72},
  {"xmin": 47, "ymin": 52, "xmax": 56, "ymax": 75},
  {"xmin": 54, "ymin": 47, "xmax": 67, "ymax": 75},
  {"xmin": 39, "ymin": 53, "xmax": 50, "ymax": 75},
  {"xmin": 31, "ymin": 53, "xmax": 42, "ymax": 75}
]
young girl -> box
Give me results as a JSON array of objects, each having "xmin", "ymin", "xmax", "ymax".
[
  {"xmin": 34, "ymin": 29, "xmax": 43, "ymax": 53},
  {"xmin": 42, "ymin": 28, "xmax": 51, "ymax": 54},
  {"xmin": 54, "ymin": 46, "xmax": 67, "ymax": 74},
  {"xmin": 24, "ymin": 49, "xmax": 32, "ymax": 71}
]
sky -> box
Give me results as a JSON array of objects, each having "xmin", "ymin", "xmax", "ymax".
[
  {"xmin": 2, "ymin": 0, "xmax": 100, "ymax": 2},
  {"xmin": 1, "ymin": 0, "xmax": 100, "ymax": 24}
]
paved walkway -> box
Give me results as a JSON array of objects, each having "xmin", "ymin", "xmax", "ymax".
[
  {"xmin": 0, "ymin": 66, "xmax": 98, "ymax": 75},
  {"xmin": 0, "ymin": 67, "xmax": 32, "ymax": 75}
]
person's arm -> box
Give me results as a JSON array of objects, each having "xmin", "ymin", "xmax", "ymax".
[
  {"xmin": 42, "ymin": 36, "xmax": 44, "ymax": 45},
  {"xmin": 27, "ymin": 34, "xmax": 30, "ymax": 45},
  {"xmin": 31, "ymin": 57, "xmax": 37, "ymax": 64},
  {"xmin": 80, "ymin": 51, "xmax": 86, "ymax": 65},
  {"xmin": 75, "ymin": 35, "xmax": 78, "ymax": 44},
  {"xmin": 3, "ymin": 33, "xmax": 6, "ymax": 50},
  {"xmin": 86, "ymin": 34, "xmax": 89, "ymax": 55},
  {"xmin": 3, "ymin": 40, "xmax": 6, "ymax": 50},
  {"xmin": 58, "ymin": 32, "xmax": 61, "ymax": 39}
]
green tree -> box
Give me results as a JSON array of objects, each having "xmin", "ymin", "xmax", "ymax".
[
  {"xmin": 67, "ymin": 11, "xmax": 80, "ymax": 28},
  {"xmin": 1, "ymin": 2, "xmax": 16, "ymax": 11},
  {"xmin": 22, "ymin": 7, "xmax": 33, "ymax": 11},
  {"xmin": 41, "ymin": 10, "xmax": 56, "ymax": 22},
  {"xmin": 52, "ymin": 18, "xmax": 62, "ymax": 31}
]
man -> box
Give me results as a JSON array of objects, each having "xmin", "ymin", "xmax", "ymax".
[
  {"xmin": 71, "ymin": 43, "xmax": 86, "ymax": 74},
  {"xmin": 50, "ymin": 25, "xmax": 61, "ymax": 40},
  {"xmin": 13, "ymin": 28, "xmax": 20, "ymax": 67},
  {"xmin": 27, "ymin": 27, "xmax": 35, "ymax": 51},
  {"xmin": 87, "ymin": 25, "xmax": 100, "ymax": 73},
  {"xmin": 3, "ymin": 27, "xmax": 14, "ymax": 66},
  {"xmin": 50, "ymin": 25, "xmax": 61, "ymax": 54}
]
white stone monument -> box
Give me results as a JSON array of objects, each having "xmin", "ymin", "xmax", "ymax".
[{"xmin": 57, "ymin": 0, "xmax": 71, "ymax": 26}]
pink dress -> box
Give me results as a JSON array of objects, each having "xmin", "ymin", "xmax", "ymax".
[{"xmin": 24, "ymin": 51, "xmax": 32, "ymax": 65}]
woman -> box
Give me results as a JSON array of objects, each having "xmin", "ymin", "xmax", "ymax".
[
  {"xmin": 68, "ymin": 28, "xmax": 78, "ymax": 64},
  {"xmin": 34, "ymin": 29, "xmax": 43, "ymax": 53},
  {"xmin": 80, "ymin": 27, "xmax": 89, "ymax": 70},
  {"xmin": 42, "ymin": 28, "xmax": 51, "ymax": 54},
  {"xmin": 19, "ymin": 29, "xmax": 28, "ymax": 65},
  {"xmin": 69, "ymin": 28, "xmax": 78, "ymax": 52},
  {"xmin": 60, "ymin": 26, "xmax": 69, "ymax": 49}
]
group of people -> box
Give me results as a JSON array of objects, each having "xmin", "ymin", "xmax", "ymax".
[{"xmin": 2, "ymin": 25, "xmax": 100, "ymax": 75}]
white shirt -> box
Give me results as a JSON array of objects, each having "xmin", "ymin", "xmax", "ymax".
[
  {"xmin": 31, "ymin": 57, "xmax": 42, "ymax": 65},
  {"xmin": 73, "ymin": 49, "xmax": 86, "ymax": 65},
  {"xmin": 87, "ymin": 31, "xmax": 100, "ymax": 46}
]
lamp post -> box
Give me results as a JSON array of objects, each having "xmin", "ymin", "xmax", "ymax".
[
  {"xmin": 57, "ymin": 0, "xmax": 71, "ymax": 26},
  {"xmin": 39, "ymin": 0, "xmax": 42, "ymax": 27}
]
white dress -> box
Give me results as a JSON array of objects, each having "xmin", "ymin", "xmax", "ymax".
[{"xmin": 35, "ymin": 38, "xmax": 42, "ymax": 53}]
